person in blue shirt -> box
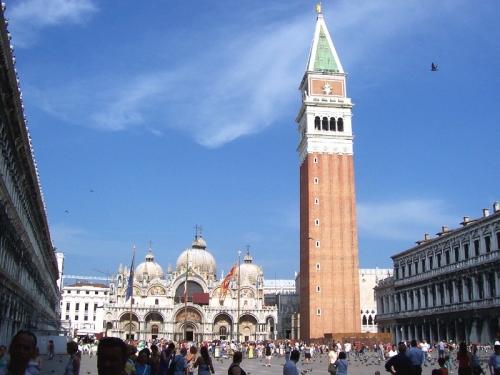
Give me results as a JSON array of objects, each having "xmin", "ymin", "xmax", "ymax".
[
  {"xmin": 408, "ymin": 340, "xmax": 423, "ymax": 375},
  {"xmin": 283, "ymin": 350, "xmax": 300, "ymax": 375}
]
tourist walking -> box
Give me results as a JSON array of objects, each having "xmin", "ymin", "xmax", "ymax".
[
  {"xmin": 171, "ymin": 347, "xmax": 188, "ymax": 375},
  {"xmin": 47, "ymin": 340, "xmax": 55, "ymax": 360},
  {"xmin": 408, "ymin": 340, "xmax": 423, "ymax": 375},
  {"xmin": 265, "ymin": 343, "xmax": 272, "ymax": 367},
  {"xmin": 64, "ymin": 341, "xmax": 81, "ymax": 375},
  {"xmin": 333, "ymin": 352, "xmax": 348, "ymax": 375},
  {"xmin": 457, "ymin": 342, "xmax": 472, "ymax": 375},
  {"xmin": 283, "ymin": 350, "xmax": 300, "ymax": 375},
  {"xmin": 421, "ymin": 340, "xmax": 430, "ymax": 366},
  {"xmin": 186, "ymin": 346, "xmax": 197, "ymax": 375},
  {"xmin": 27, "ymin": 347, "xmax": 42, "ymax": 375},
  {"xmin": 328, "ymin": 345, "xmax": 339, "ymax": 373},
  {"xmin": 228, "ymin": 351, "xmax": 246, "ymax": 375},
  {"xmin": 194, "ymin": 346, "xmax": 214, "ymax": 375}
]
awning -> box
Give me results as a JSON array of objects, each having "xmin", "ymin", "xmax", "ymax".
[{"xmin": 75, "ymin": 329, "xmax": 99, "ymax": 335}]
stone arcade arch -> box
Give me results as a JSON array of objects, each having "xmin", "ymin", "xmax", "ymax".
[
  {"xmin": 239, "ymin": 314, "xmax": 258, "ymax": 342},
  {"xmin": 144, "ymin": 311, "xmax": 165, "ymax": 340},
  {"xmin": 213, "ymin": 313, "xmax": 233, "ymax": 341},
  {"xmin": 173, "ymin": 307, "xmax": 203, "ymax": 342},
  {"xmin": 119, "ymin": 312, "xmax": 140, "ymax": 340}
]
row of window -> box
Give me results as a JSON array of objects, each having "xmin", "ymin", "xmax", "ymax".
[
  {"xmin": 395, "ymin": 233, "xmax": 499, "ymax": 279},
  {"xmin": 314, "ymin": 116, "xmax": 344, "ymax": 132},
  {"xmin": 64, "ymin": 314, "xmax": 97, "ymax": 322},
  {"xmin": 65, "ymin": 290, "xmax": 107, "ymax": 295},
  {"xmin": 64, "ymin": 302, "xmax": 99, "ymax": 312}
]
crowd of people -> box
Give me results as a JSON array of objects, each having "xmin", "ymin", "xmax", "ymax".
[{"xmin": 1, "ymin": 331, "xmax": 500, "ymax": 375}]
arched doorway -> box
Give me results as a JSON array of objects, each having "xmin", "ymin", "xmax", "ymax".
[
  {"xmin": 214, "ymin": 313, "xmax": 232, "ymax": 341},
  {"xmin": 174, "ymin": 307, "xmax": 202, "ymax": 342},
  {"xmin": 239, "ymin": 314, "xmax": 258, "ymax": 342},
  {"xmin": 144, "ymin": 312, "xmax": 164, "ymax": 340},
  {"xmin": 105, "ymin": 322, "xmax": 113, "ymax": 337},
  {"xmin": 120, "ymin": 313, "xmax": 140, "ymax": 340}
]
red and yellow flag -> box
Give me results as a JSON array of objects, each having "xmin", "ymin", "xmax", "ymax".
[{"xmin": 219, "ymin": 262, "xmax": 237, "ymax": 303}]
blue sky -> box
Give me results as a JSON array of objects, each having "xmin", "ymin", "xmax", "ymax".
[{"xmin": 8, "ymin": 0, "xmax": 500, "ymax": 282}]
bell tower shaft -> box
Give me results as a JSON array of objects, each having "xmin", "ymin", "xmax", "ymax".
[{"xmin": 296, "ymin": 9, "xmax": 361, "ymax": 340}]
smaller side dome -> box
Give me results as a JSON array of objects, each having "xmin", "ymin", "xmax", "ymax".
[{"xmin": 135, "ymin": 249, "xmax": 165, "ymax": 282}]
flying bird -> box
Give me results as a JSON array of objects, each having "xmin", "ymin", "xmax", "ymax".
[
  {"xmin": 90, "ymin": 189, "xmax": 94, "ymax": 193},
  {"xmin": 431, "ymin": 62, "xmax": 438, "ymax": 71},
  {"xmin": 64, "ymin": 210, "xmax": 68, "ymax": 213}
]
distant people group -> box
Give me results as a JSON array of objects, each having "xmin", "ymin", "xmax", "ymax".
[{"xmin": 2, "ymin": 330, "xmax": 500, "ymax": 375}]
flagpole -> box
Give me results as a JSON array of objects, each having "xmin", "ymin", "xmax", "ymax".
[
  {"xmin": 184, "ymin": 249, "xmax": 188, "ymax": 341},
  {"xmin": 129, "ymin": 245, "xmax": 135, "ymax": 341},
  {"xmin": 237, "ymin": 250, "xmax": 241, "ymax": 343}
]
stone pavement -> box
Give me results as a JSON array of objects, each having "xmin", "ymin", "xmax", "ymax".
[{"xmin": 38, "ymin": 350, "xmax": 492, "ymax": 375}]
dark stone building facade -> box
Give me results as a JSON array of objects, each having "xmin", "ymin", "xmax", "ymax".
[{"xmin": 0, "ymin": 4, "xmax": 60, "ymax": 344}]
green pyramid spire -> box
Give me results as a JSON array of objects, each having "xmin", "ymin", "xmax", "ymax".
[{"xmin": 313, "ymin": 26, "xmax": 339, "ymax": 72}]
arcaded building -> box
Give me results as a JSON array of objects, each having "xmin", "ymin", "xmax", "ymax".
[
  {"xmin": 103, "ymin": 236, "xmax": 278, "ymax": 342},
  {"xmin": 296, "ymin": 6, "xmax": 360, "ymax": 339},
  {"xmin": 375, "ymin": 203, "xmax": 500, "ymax": 344},
  {"xmin": 0, "ymin": 5, "xmax": 60, "ymax": 343}
]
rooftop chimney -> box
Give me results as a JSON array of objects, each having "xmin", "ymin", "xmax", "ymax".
[
  {"xmin": 462, "ymin": 216, "xmax": 470, "ymax": 226},
  {"xmin": 494, "ymin": 202, "xmax": 500, "ymax": 213},
  {"xmin": 437, "ymin": 226, "xmax": 448, "ymax": 237},
  {"xmin": 483, "ymin": 208, "xmax": 490, "ymax": 217}
]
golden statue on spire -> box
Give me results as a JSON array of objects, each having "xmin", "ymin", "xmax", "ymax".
[{"xmin": 316, "ymin": 2, "xmax": 322, "ymax": 14}]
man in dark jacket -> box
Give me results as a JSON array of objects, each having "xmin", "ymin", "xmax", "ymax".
[{"xmin": 385, "ymin": 343, "xmax": 414, "ymax": 375}]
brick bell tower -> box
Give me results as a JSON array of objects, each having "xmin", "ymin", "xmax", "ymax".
[{"xmin": 296, "ymin": 5, "xmax": 361, "ymax": 340}]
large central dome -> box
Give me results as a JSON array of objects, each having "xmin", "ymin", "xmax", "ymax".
[{"xmin": 176, "ymin": 236, "xmax": 217, "ymax": 278}]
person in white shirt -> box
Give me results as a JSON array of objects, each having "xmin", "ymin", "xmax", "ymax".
[
  {"xmin": 420, "ymin": 340, "xmax": 430, "ymax": 366},
  {"xmin": 388, "ymin": 346, "xmax": 398, "ymax": 358},
  {"xmin": 344, "ymin": 342, "xmax": 351, "ymax": 360},
  {"xmin": 328, "ymin": 346, "xmax": 339, "ymax": 365}
]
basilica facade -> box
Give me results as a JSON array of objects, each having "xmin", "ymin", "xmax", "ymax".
[{"xmin": 103, "ymin": 236, "xmax": 278, "ymax": 342}]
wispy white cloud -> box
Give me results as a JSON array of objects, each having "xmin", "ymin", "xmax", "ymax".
[
  {"xmin": 11, "ymin": 0, "xmax": 97, "ymax": 26},
  {"xmin": 357, "ymin": 199, "xmax": 457, "ymax": 242},
  {"xmin": 9, "ymin": 0, "xmax": 97, "ymax": 46},
  {"xmin": 25, "ymin": 0, "xmax": 469, "ymax": 147}
]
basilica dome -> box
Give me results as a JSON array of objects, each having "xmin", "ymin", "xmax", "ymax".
[
  {"xmin": 236, "ymin": 249, "xmax": 262, "ymax": 286},
  {"xmin": 176, "ymin": 236, "xmax": 217, "ymax": 277},
  {"xmin": 135, "ymin": 250, "xmax": 165, "ymax": 281}
]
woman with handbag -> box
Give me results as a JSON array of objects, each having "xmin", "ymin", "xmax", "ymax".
[
  {"xmin": 328, "ymin": 346, "xmax": 339, "ymax": 374},
  {"xmin": 333, "ymin": 352, "xmax": 348, "ymax": 375}
]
